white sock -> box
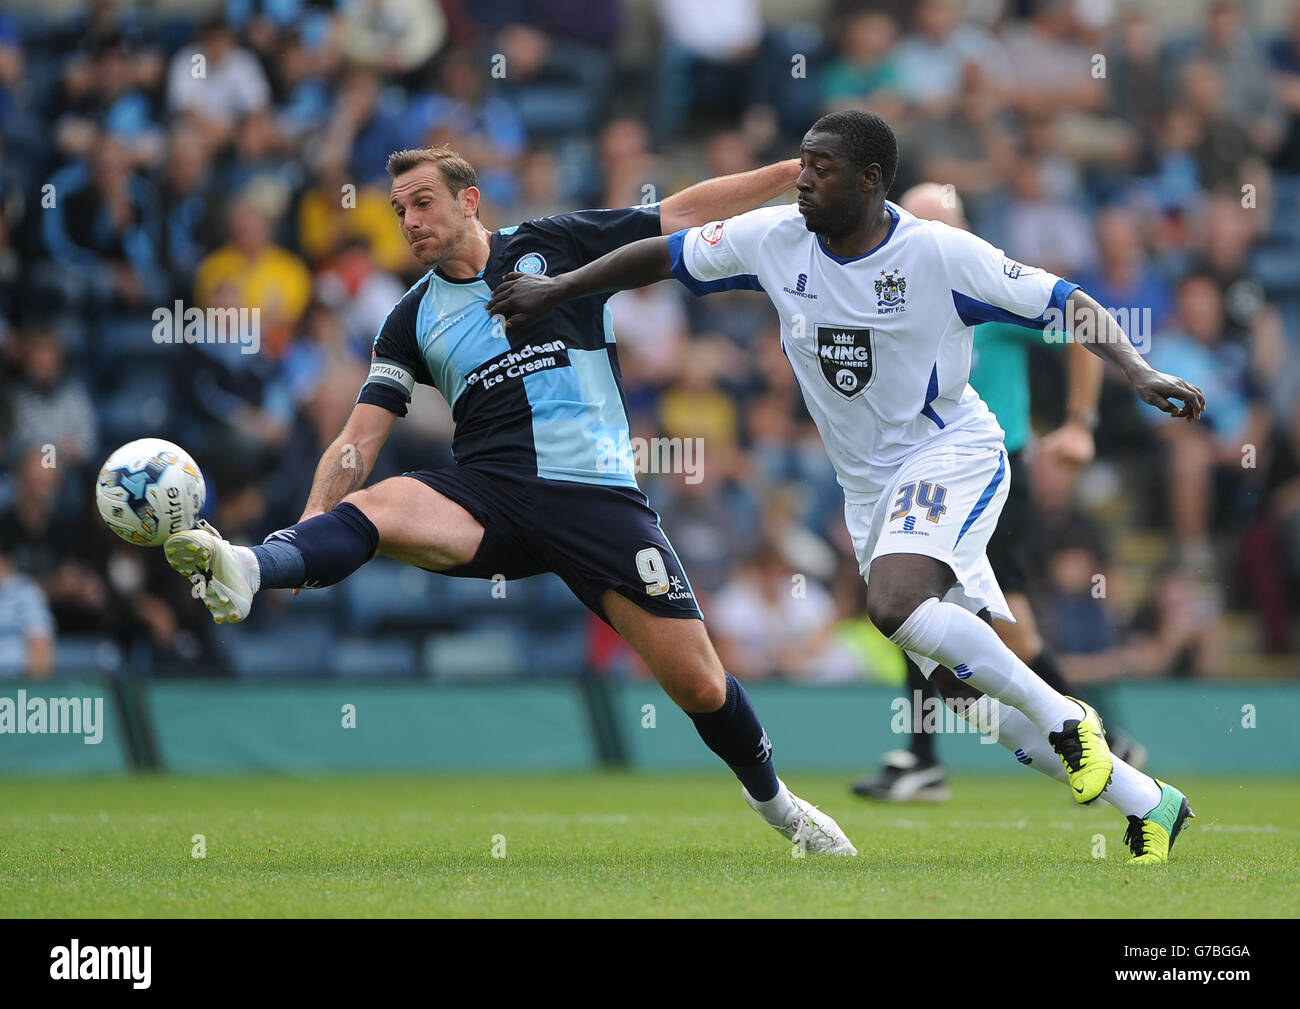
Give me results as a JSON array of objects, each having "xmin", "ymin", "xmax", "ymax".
[
  {"xmin": 233, "ymin": 545, "xmax": 261, "ymax": 593},
  {"xmin": 959, "ymin": 696, "xmax": 1162, "ymax": 817},
  {"xmin": 1105, "ymin": 758, "xmax": 1163, "ymax": 818},
  {"xmin": 750, "ymin": 779, "xmax": 798, "ymax": 826},
  {"xmin": 890, "ymin": 597, "xmax": 1080, "ymax": 736}
]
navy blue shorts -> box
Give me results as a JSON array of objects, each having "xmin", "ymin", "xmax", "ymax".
[{"xmin": 402, "ymin": 465, "xmax": 702, "ymax": 625}]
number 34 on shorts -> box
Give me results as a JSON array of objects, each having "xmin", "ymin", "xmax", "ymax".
[{"xmin": 890, "ymin": 481, "xmax": 949, "ymax": 524}]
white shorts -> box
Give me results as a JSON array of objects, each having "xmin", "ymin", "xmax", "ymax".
[{"xmin": 845, "ymin": 443, "xmax": 1013, "ymax": 675}]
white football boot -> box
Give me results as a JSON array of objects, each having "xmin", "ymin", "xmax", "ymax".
[
  {"xmin": 744, "ymin": 779, "xmax": 859, "ymax": 855},
  {"xmin": 164, "ymin": 520, "xmax": 255, "ymax": 624}
]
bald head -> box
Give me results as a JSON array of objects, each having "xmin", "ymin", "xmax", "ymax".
[{"xmin": 899, "ymin": 183, "xmax": 968, "ymax": 230}]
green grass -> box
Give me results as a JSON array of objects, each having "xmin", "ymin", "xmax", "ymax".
[{"xmin": 1, "ymin": 773, "xmax": 1297, "ymax": 917}]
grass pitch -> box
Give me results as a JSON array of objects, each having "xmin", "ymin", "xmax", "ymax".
[{"xmin": 1, "ymin": 773, "xmax": 1297, "ymax": 917}]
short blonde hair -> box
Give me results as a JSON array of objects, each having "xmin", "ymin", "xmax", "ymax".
[{"xmin": 385, "ymin": 147, "xmax": 478, "ymax": 198}]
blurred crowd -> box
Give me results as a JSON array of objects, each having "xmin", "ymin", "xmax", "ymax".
[{"xmin": 1, "ymin": 0, "xmax": 1299, "ymax": 681}]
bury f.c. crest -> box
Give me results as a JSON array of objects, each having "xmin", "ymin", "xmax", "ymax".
[{"xmin": 875, "ymin": 267, "xmax": 906, "ymax": 313}]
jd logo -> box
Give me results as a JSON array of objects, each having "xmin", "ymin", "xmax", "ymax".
[{"xmin": 815, "ymin": 325, "xmax": 874, "ymax": 399}]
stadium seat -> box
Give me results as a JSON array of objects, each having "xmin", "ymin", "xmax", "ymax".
[
  {"xmin": 219, "ymin": 619, "xmax": 335, "ymax": 678},
  {"xmin": 422, "ymin": 628, "xmax": 527, "ymax": 680},
  {"xmin": 52, "ymin": 636, "xmax": 123, "ymax": 675},
  {"xmin": 525, "ymin": 626, "xmax": 590, "ymax": 677},
  {"xmin": 342, "ymin": 558, "xmax": 435, "ymax": 632},
  {"xmin": 92, "ymin": 315, "xmax": 165, "ymax": 369},
  {"xmin": 326, "ymin": 636, "xmax": 419, "ymax": 677}
]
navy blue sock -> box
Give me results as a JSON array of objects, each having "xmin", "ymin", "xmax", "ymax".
[
  {"xmin": 687, "ymin": 673, "xmax": 779, "ymax": 801},
  {"xmin": 251, "ymin": 502, "xmax": 379, "ymax": 589}
]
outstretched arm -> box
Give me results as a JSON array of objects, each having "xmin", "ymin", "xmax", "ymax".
[
  {"xmin": 1064, "ymin": 289, "xmax": 1205, "ymax": 421},
  {"xmin": 299, "ymin": 402, "xmax": 396, "ymax": 521},
  {"xmin": 658, "ymin": 159, "xmax": 800, "ymax": 233},
  {"xmin": 487, "ymin": 235, "xmax": 674, "ymax": 328}
]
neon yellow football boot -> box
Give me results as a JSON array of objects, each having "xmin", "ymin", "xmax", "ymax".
[
  {"xmin": 1047, "ymin": 698, "xmax": 1113, "ymax": 803},
  {"xmin": 1124, "ymin": 780, "xmax": 1195, "ymax": 864}
]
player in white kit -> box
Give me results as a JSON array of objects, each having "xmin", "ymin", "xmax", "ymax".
[{"xmin": 488, "ymin": 111, "xmax": 1205, "ymax": 863}]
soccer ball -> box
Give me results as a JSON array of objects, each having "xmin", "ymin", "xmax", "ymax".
[{"xmin": 95, "ymin": 438, "xmax": 206, "ymax": 547}]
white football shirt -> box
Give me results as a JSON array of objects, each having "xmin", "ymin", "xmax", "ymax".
[{"xmin": 669, "ymin": 202, "xmax": 1078, "ymax": 503}]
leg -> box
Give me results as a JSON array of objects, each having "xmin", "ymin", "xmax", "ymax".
[
  {"xmin": 927, "ymin": 667, "xmax": 1183, "ymax": 857},
  {"xmin": 852, "ymin": 654, "xmax": 950, "ymax": 802},
  {"xmin": 600, "ymin": 589, "xmax": 856, "ymax": 855},
  {"xmin": 998, "ymin": 590, "xmax": 1146, "ymax": 767},
  {"xmin": 867, "ymin": 551, "xmax": 1114, "ymax": 802},
  {"xmin": 867, "ymin": 552, "xmax": 1081, "ymax": 737},
  {"xmin": 247, "ymin": 475, "xmax": 488, "ymax": 594}
]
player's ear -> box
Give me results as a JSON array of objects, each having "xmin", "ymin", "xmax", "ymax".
[{"xmin": 460, "ymin": 185, "xmax": 481, "ymax": 219}]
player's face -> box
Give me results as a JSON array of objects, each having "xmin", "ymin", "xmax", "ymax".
[
  {"xmin": 796, "ymin": 132, "xmax": 869, "ymax": 239},
  {"xmin": 390, "ymin": 165, "xmax": 478, "ymax": 267}
]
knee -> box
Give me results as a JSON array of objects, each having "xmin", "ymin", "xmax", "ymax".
[
  {"xmin": 866, "ymin": 585, "xmax": 927, "ymax": 640},
  {"xmin": 669, "ymin": 668, "xmax": 727, "ymax": 714},
  {"xmin": 340, "ymin": 487, "xmax": 381, "ymax": 526}
]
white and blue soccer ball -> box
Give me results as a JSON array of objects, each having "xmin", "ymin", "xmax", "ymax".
[{"xmin": 95, "ymin": 438, "xmax": 206, "ymax": 547}]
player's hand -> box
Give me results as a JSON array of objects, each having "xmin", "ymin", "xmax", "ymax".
[
  {"xmin": 1131, "ymin": 368, "xmax": 1206, "ymax": 421},
  {"xmin": 1039, "ymin": 420, "xmax": 1095, "ymax": 469},
  {"xmin": 486, "ymin": 271, "xmax": 563, "ymax": 328}
]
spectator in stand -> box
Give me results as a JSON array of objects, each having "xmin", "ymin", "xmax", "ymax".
[
  {"xmin": 53, "ymin": 32, "xmax": 164, "ymax": 168},
  {"xmin": 711, "ymin": 540, "xmax": 840, "ymax": 682},
  {"xmin": 1270, "ymin": 1, "xmax": 1300, "ymax": 176},
  {"xmin": 1191, "ymin": 195, "xmax": 1283, "ymax": 362},
  {"xmin": 158, "ymin": 124, "xmax": 219, "ymax": 290},
  {"xmin": 892, "ymin": 0, "xmax": 1008, "ymax": 119},
  {"xmin": 648, "ymin": 467, "xmax": 754, "ymax": 600},
  {"xmin": 653, "ymin": 0, "xmax": 766, "ymax": 141},
  {"xmin": 1179, "ymin": 60, "xmax": 1260, "ymax": 192},
  {"xmin": 296, "ymin": 160, "xmax": 419, "ymax": 276},
  {"xmin": 658, "ymin": 338, "xmax": 745, "ymax": 482},
  {"xmin": 1074, "ymin": 207, "xmax": 1174, "ymax": 340},
  {"xmin": 166, "ymin": 16, "xmax": 271, "ymax": 155},
  {"xmin": 467, "ymin": 0, "xmax": 620, "ymax": 138},
  {"xmin": 821, "ymin": 9, "xmax": 903, "ymax": 122},
  {"xmin": 1000, "ymin": 0, "xmax": 1106, "ymax": 118},
  {"xmin": 1238, "ymin": 399, "xmax": 1300, "ymax": 652},
  {"xmin": 590, "ymin": 117, "xmax": 666, "ymax": 214},
  {"xmin": 607, "ymin": 282, "xmax": 689, "ymax": 391},
  {"xmin": 1166, "ymin": 0, "xmax": 1283, "ymax": 158},
  {"xmin": 1106, "ymin": 6, "xmax": 1168, "ymax": 173},
  {"xmin": 1144, "ymin": 273, "xmax": 1271, "ymax": 567},
  {"xmin": 1002, "ymin": 154, "xmax": 1097, "ymax": 278},
  {"xmin": 312, "ymin": 238, "xmax": 407, "ymax": 354},
  {"xmin": 337, "ymin": 0, "xmax": 445, "ymax": 80},
  {"xmin": 0, "ymin": 546, "xmax": 54, "ymax": 680},
  {"xmin": 414, "ymin": 49, "xmax": 526, "ymax": 209},
  {"xmin": 8, "ymin": 324, "xmax": 98, "ymax": 471},
  {"xmin": 0, "ymin": 445, "xmax": 111, "ymax": 636},
  {"xmin": 38, "ymin": 133, "xmax": 167, "ymax": 312},
  {"xmin": 195, "ymin": 184, "xmax": 313, "ymax": 359},
  {"xmin": 905, "ymin": 61, "xmax": 1017, "ymax": 220}
]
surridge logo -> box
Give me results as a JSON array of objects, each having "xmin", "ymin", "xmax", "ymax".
[{"xmin": 782, "ymin": 272, "xmax": 817, "ymax": 299}]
